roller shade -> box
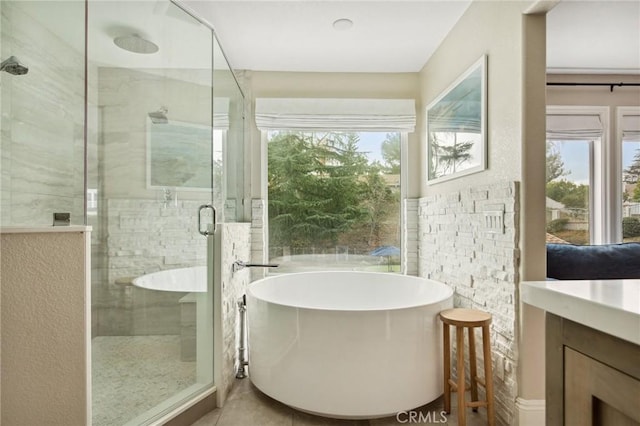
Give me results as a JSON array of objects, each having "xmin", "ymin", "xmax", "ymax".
[
  {"xmin": 546, "ymin": 114, "xmax": 603, "ymax": 140},
  {"xmin": 622, "ymin": 114, "xmax": 640, "ymax": 142},
  {"xmin": 255, "ymin": 98, "xmax": 416, "ymax": 132}
]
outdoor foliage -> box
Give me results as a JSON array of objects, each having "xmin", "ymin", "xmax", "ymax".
[
  {"xmin": 268, "ymin": 131, "xmax": 399, "ymax": 252},
  {"xmin": 547, "ymin": 218, "xmax": 569, "ymax": 233},
  {"xmin": 623, "ymin": 217, "xmax": 640, "ymax": 238},
  {"xmin": 546, "ymin": 141, "xmax": 568, "ymax": 183},
  {"xmin": 546, "ymin": 179, "xmax": 588, "ymax": 209},
  {"xmin": 381, "ymin": 133, "xmax": 401, "ymax": 174},
  {"xmin": 632, "ymin": 184, "xmax": 640, "ymax": 202},
  {"xmin": 624, "ymin": 149, "xmax": 640, "ymax": 183}
]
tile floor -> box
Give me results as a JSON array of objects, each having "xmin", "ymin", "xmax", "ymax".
[
  {"xmin": 92, "ymin": 335, "xmax": 196, "ymax": 426},
  {"xmin": 191, "ymin": 377, "xmax": 488, "ymax": 426}
]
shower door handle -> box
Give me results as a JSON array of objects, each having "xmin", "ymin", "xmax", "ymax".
[{"xmin": 198, "ymin": 204, "xmax": 216, "ymax": 236}]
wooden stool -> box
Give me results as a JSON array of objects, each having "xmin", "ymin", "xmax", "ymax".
[{"xmin": 439, "ymin": 308, "xmax": 495, "ymax": 426}]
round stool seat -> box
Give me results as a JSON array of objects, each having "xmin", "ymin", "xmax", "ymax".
[{"xmin": 439, "ymin": 308, "xmax": 492, "ymax": 327}]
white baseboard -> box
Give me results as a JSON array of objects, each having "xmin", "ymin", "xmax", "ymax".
[{"xmin": 515, "ymin": 398, "xmax": 545, "ymax": 426}]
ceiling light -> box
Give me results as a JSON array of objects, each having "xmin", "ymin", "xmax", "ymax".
[{"xmin": 332, "ymin": 18, "xmax": 353, "ymax": 31}]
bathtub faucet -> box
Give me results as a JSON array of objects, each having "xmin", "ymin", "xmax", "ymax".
[{"xmin": 232, "ymin": 260, "xmax": 279, "ymax": 273}]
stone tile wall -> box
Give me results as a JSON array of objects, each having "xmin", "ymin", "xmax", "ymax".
[
  {"xmin": 418, "ymin": 181, "xmax": 520, "ymax": 425},
  {"xmin": 402, "ymin": 198, "xmax": 419, "ymax": 275},
  {"xmin": 106, "ymin": 199, "xmax": 207, "ymax": 284},
  {"xmin": 249, "ymin": 199, "xmax": 268, "ymax": 281},
  {"xmin": 217, "ymin": 223, "xmax": 251, "ymax": 404},
  {"xmin": 92, "ymin": 198, "xmax": 207, "ymax": 336}
]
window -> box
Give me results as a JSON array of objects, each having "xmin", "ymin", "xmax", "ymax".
[
  {"xmin": 546, "ymin": 106, "xmax": 640, "ymax": 245},
  {"xmin": 620, "ymin": 108, "xmax": 640, "ymax": 242},
  {"xmin": 545, "ymin": 139, "xmax": 593, "ymax": 244},
  {"xmin": 545, "ymin": 107, "xmax": 605, "ymax": 245},
  {"xmin": 255, "ymin": 97, "xmax": 415, "ymax": 273},
  {"xmin": 267, "ymin": 130, "xmax": 402, "ymax": 272}
]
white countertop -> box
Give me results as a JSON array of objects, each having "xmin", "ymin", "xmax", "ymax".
[{"xmin": 522, "ymin": 279, "xmax": 640, "ymax": 346}]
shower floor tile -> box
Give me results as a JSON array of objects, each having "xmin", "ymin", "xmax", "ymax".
[
  {"xmin": 191, "ymin": 376, "xmax": 488, "ymax": 426},
  {"xmin": 92, "ymin": 335, "xmax": 196, "ymax": 426}
]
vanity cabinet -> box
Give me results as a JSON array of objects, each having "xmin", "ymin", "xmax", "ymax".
[{"xmin": 546, "ymin": 314, "xmax": 640, "ymax": 426}]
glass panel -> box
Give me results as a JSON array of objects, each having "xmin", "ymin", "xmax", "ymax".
[
  {"xmin": 213, "ymin": 36, "xmax": 244, "ymax": 222},
  {"xmin": 88, "ymin": 1, "xmax": 214, "ymax": 424},
  {"xmin": 546, "ymin": 139, "xmax": 592, "ymax": 245},
  {"xmin": 268, "ymin": 131, "xmax": 401, "ymax": 272},
  {"xmin": 622, "ymin": 140, "xmax": 640, "ymax": 242},
  {"xmin": 0, "ymin": 1, "xmax": 85, "ymax": 226}
]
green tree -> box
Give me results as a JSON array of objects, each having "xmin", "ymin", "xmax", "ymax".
[
  {"xmin": 381, "ymin": 133, "xmax": 401, "ymax": 174},
  {"xmin": 546, "ymin": 141, "xmax": 568, "ymax": 183},
  {"xmin": 268, "ymin": 132, "xmax": 378, "ymax": 251},
  {"xmin": 624, "ymin": 149, "xmax": 640, "ymax": 183},
  {"xmin": 632, "ymin": 184, "xmax": 640, "ymax": 202},
  {"xmin": 546, "ymin": 179, "xmax": 589, "ymax": 209},
  {"xmin": 358, "ymin": 164, "xmax": 397, "ymax": 247}
]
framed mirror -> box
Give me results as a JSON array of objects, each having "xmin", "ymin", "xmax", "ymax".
[{"xmin": 427, "ymin": 55, "xmax": 487, "ymax": 184}]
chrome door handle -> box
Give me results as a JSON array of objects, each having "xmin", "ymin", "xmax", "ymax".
[{"xmin": 198, "ymin": 204, "xmax": 216, "ymax": 236}]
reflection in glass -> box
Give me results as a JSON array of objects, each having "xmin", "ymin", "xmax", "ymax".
[{"xmin": 87, "ymin": 1, "xmax": 225, "ymax": 424}]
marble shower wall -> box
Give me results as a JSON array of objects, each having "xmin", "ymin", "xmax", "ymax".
[{"xmin": 0, "ymin": 1, "xmax": 85, "ymax": 226}]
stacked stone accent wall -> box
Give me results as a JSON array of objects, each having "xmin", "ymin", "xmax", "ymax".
[
  {"xmin": 250, "ymin": 199, "xmax": 268, "ymax": 281},
  {"xmin": 402, "ymin": 198, "xmax": 419, "ymax": 275},
  {"xmin": 218, "ymin": 223, "xmax": 251, "ymax": 404},
  {"xmin": 106, "ymin": 199, "xmax": 207, "ymax": 284},
  {"xmin": 418, "ymin": 181, "xmax": 519, "ymax": 425}
]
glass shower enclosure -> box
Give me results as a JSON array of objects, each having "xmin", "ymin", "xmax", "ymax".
[
  {"xmin": 88, "ymin": 1, "xmax": 244, "ymax": 424},
  {"xmin": 2, "ymin": 0, "xmax": 245, "ymax": 424}
]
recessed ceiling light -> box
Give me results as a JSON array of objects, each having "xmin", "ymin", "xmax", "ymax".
[{"xmin": 332, "ymin": 18, "xmax": 353, "ymax": 31}]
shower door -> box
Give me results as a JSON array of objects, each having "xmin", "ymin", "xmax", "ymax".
[{"xmin": 88, "ymin": 1, "xmax": 220, "ymax": 424}]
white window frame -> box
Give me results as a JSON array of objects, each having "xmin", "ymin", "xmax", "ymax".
[
  {"xmin": 616, "ymin": 106, "xmax": 640, "ymax": 241},
  {"xmin": 546, "ymin": 105, "xmax": 609, "ymax": 244}
]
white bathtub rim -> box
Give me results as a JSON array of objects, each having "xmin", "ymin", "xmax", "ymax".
[
  {"xmin": 246, "ymin": 271, "xmax": 453, "ymax": 312},
  {"xmin": 132, "ymin": 266, "xmax": 206, "ymax": 292}
]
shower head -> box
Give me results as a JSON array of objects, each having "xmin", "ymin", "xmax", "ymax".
[
  {"xmin": 0, "ymin": 56, "xmax": 28, "ymax": 75},
  {"xmin": 114, "ymin": 34, "xmax": 159, "ymax": 54},
  {"xmin": 148, "ymin": 106, "xmax": 168, "ymax": 124}
]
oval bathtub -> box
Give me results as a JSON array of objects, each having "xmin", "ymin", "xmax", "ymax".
[
  {"xmin": 246, "ymin": 271, "xmax": 453, "ymax": 419},
  {"xmin": 132, "ymin": 266, "xmax": 206, "ymax": 292}
]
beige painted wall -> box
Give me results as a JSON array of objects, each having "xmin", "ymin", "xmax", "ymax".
[
  {"xmin": 1, "ymin": 229, "xmax": 90, "ymax": 426},
  {"xmin": 418, "ymin": 0, "xmax": 547, "ymax": 406},
  {"xmin": 243, "ymin": 71, "xmax": 421, "ymax": 198}
]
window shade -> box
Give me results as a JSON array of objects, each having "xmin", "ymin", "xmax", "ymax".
[
  {"xmin": 255, "ymin": 98, "xmax": 416, "ymax": 132},
  {"xmin": 622, "ymin": 114, "xmax": 640, "ymax": 142},
  {"xmin": 546, "ymin": 114, "xmax": 603, "ymax": 140}
]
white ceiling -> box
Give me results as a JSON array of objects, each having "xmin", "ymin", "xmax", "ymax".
[
  {"xmin": 184, "ymin": 0, "xmax": 640, "ymax": 74},
  {"xmin": 184, "ymin": 0, "xmax": 472, "ymax": 73},
  {"xmin": 547, "ymin": 1, "xmax": 640, "ymax": 74},
  {"xmin": 11, "ymin": 1, "xmax": 639, "ymax": 75}
]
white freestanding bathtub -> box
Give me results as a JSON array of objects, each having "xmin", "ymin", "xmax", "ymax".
[{"xmin": 246, "ymin": 271, "xmax": 454, "ymax": 419}]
